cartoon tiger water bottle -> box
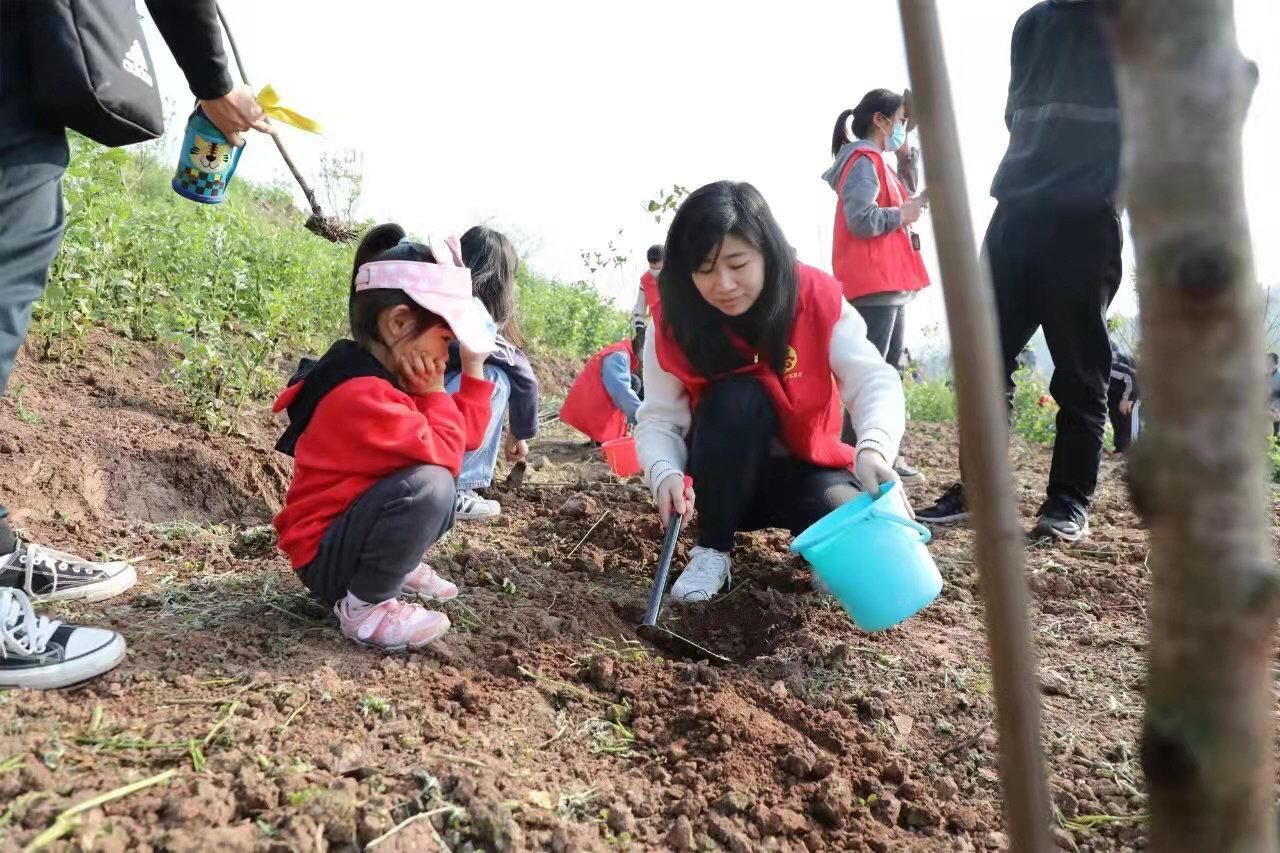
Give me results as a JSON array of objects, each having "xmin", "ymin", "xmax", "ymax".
[
  {"xmin": 172, "ymin": 106, "xmax": 244, "ymax": 204},
  {"xmin": 172, "ymin": 86, "xmax": 322, "ymax": 205}
]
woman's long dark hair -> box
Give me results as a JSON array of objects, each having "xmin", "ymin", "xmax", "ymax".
[
  {"xmin": 658, "ymin": 181, "xmax": 796, "ymax": 377},
  {"xmin": 461, "ymin": 225, "xmax": 524, "ymax": 348},
  {"xmin": 830, "ymin": 88, "xmax": 905, "ymax": 156}
]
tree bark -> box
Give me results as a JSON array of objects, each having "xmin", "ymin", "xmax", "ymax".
[{"xmin": 1108, "ymin": 2, "xmax": 1274, "ymax": 850}]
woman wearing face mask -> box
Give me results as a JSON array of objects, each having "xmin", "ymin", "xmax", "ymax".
[
  {"xmin": 631, "ymin": 244, "xmax": 665, "ymax": 333},
  {"xmin": 635, "ymin": 181, "xmax": 906, "ymax": 603},
  {"xmin": 823, "ymin": 88, "xmax": 931, "ymax": 486}
]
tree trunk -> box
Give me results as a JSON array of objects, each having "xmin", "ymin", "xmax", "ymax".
[
  {"xmin": 1108, "ymin": 3, "xmax": 1274, "ymax": 850},
  {"xmin": 897, "ymin": 3, "xmax": 1051, "ymax": 849}
]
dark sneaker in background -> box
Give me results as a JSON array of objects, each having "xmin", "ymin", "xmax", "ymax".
[
  {"xmin": 916, "ymin": 482, "xmax": 968, "ymax": 524},
  {"xmin": 893, "ymin": 458, "xmax": 927, "ymax": 488},
  {"xmin": 1032, "ymin": 495, "xmax": 1090, "ymax": 543}
]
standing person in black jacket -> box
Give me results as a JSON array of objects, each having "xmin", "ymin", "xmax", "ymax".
[
  {"xmin": 917, "ymin": 0, "xmax": 1123, "ymax": 543},
  {"xmin": 0, "ymin": 1, "xmax": 267, "ymax": 689},
  {"xmin": 1108, "ymin": 343, "xmax": 1139, "ymax": 453}
]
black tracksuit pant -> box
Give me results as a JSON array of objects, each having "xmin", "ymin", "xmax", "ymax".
[
  {"xmin": 985, "ymin": 200, "xmax": 1123, "ymax": 508},
  {"xmin": 688, "ymin": 375, "xmax": 859, "ymax": 552}
]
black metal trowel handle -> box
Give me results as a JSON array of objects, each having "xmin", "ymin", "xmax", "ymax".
[{"xmin": 641, "ymin": 512, "xmax": 683, "ymax": 628}]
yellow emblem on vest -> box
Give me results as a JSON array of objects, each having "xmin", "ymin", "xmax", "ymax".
[{"xmin": 784, "ymin": 346, "xmax": 798, "ymax": 375}]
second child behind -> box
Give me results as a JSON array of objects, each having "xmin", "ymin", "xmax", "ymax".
[
  {"xmin": 443, "ymin": 227, "xmax": 540, "ymax": 521},
  {"xmin": 273, "ymin": 224, "xmax": 498, "ymax": 650}
]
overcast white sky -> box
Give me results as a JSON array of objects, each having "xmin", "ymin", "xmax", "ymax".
[{"xmin": 142, "ymin": 1, "xmax": 1277, "ymax": 348}]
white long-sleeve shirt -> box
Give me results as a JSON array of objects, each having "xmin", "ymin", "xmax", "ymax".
[{"xmin": 634, "ymin": 300, "xmax": 906, "ymax": 494}]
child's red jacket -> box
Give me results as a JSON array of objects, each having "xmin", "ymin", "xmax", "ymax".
[{"xmin": 272, "ymin": 340, "xmax": 492, "ymax": 568}]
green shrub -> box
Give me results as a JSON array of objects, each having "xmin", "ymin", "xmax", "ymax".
[
  {"xmin": 35, "ymin": 134, "xmax": 625, "ymax": 431},
  {"xmin": 1268, "ymin": 437, "xmax": 1280, "ymax": 483},
  {"xmin": 1010, "ymin": 368, "xmax": 1057, "ymax": 446},
  {"xmin": 904, "ymin": 377, "xmax": 956, "ymax": 423},
  {"xmin": 516, "ymin": 267, "xmax": 629, "ymax": 357},
  {"xmin": 904, "ymin": 368, "xmax": 1098, "ymax": 451}
]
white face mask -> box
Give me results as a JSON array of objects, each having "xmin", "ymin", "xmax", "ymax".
[{"xmin": 649, "ymin": 265, "xmax": 662, "ymax": 276}]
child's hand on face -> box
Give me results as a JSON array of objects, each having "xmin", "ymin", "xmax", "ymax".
[
  {"xmin": 397, "ymin": 350, "xmax": 447, "ymax": 396},
  {"xmin": 460, "ymin": 344, "xmax": 488, "ymax": 379}
]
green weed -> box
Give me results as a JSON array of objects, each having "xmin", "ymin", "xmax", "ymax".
[{"xmin": 11, "ymin": 384, "xmax": 42, "ymax": 425}]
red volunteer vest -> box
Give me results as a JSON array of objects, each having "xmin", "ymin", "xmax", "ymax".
[
  {"xmin": 831, "ymin": 148, "xmax": 930, "ymax": 301},
  {"xmin": 560, "ymin": 340, "xmax": 638, "ymax": 443},
  {"xmin": 652, "ymin": 263, "xmax": 854, "ymax": 470},
  {"xmin": 640, "ymin": 271, "xmax": 661, "ymax": 313}
]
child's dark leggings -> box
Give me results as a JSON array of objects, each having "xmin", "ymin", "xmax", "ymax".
[
  {"xmin": 298, "ymin": 465, "xmax": 456, "ymax": 607},
  {"xmin": 688, "ymin": 375, "xmax": 859, "ymax": 553}
]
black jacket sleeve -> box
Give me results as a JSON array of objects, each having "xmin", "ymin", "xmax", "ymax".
[
  {"xmin": 497, "ymin": 348, "xmax": 541, "ymax": 441},
  {"xmin": 143, "ymin": 0, "xmax": 234, "ymax": 101}
]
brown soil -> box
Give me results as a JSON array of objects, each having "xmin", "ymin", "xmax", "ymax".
[{"xmin": 1, "ymin": 329, "xmax": 1158, "ymax": 851}]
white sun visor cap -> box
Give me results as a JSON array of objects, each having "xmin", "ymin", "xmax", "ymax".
[{"xmin": 352, "ymin": 235, "xmax": 498, "ymax": 355}]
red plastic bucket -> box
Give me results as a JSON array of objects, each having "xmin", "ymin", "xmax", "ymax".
[{"xmin": 601, "ymin": 436, "xmax": 642, "ymax": 477}]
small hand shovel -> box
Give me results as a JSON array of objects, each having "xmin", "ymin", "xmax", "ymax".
[{"xmin": 636, "ymin": 512, "xmax": 731, "ymax": 665}]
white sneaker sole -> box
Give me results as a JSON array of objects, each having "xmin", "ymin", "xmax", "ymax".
[
  {"xmin": 670, "ymin": 581, "xmax": 729, "ymax": 603},
  {"xmin": 349, "ymin": 621, "xmax": 451, "ymax": 652},
  {"xmin": 918, "ymin": 511, "xmax": 969, "ymax": 526},
  {"xmin": 1, "ymin": 632, "xmax": 127, "ymax": 690},
  {"xmin": 36, "ymin": 564, "xmax": 137, "ymax": 604},
  {"xmin": 1032, "ymin": 520, "xmax": 1091, "ymax": 544},
  {"xmin": 402, "ymin": 586, "xmax": 460, "ymax": 602}
]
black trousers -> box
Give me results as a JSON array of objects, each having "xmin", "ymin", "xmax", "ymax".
[
  {"xmin": 298, "ymin": 465, "xmax": 456, "ymax": 606},
  {"xmin": 689, "ymin": 375, "xmax": 859, "ymax": 552},
  {"xmin": 986, "ymin": 201, "xmax": 1122, "ymax": 507},
  {"xmin": 841, "ymin": 303, "xmax": 906, "ymax": 446},
  {"xmin": 1108, "ymin": 400, "xmax": 1133, "ymax": 454}
]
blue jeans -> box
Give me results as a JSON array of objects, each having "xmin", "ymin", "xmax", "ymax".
[
  {"xmin": 445, "ymin": 365, "xmax": 511, "ymax": 491},
  {"xmin": 0, "ymin": 101, "xmax": 70, "ymax": 545}
]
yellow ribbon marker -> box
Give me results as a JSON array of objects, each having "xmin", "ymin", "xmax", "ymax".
[{"xmin": 257, "ymin": 85, "xmax": 323, "ymax": 134}]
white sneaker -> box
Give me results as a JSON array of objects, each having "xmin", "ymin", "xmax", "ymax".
[
  {"xmin": 455, "ymin": 489, "xmax": 501, "ymax": 521},
  {"xmin": 0, "ymin": 588, "xmax": 127, "ymax": 689},
  {"xmin": 0, "ymin": 540, "xmax": 137, "ymax": 603},
  {"xmin": 670, "ymin": 547, "xmax": 732, "ymax": 603}
]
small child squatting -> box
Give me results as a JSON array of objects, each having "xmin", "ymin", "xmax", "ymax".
[{"xmin": 273, "ymin": 226, "xmax": 498, "ymax": 650}]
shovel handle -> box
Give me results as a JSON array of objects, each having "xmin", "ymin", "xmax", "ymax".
[{"xmin": 641, "ymin": 512, "xmax": 683, "ymax": 628}]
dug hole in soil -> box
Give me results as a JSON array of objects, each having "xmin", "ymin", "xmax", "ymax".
[{"xmin": 0, "ymin": 328, "xmax": 1172, "ymax": 851}]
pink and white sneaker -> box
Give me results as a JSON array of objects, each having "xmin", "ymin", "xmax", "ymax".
[
  {"xmin": 401, "ymin": 563, "xmax": 459, "ymax": 602},
  {"xmin": 335, "ymin": 597, "xmax": 450, "ymax": 651}
]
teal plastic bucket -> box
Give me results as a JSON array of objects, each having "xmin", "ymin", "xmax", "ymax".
[{"xmin": 790, "ymin": 481, "xmax": 942, "ymax": 632}]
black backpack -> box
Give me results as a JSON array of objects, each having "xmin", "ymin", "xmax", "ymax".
[{"xmin": 28, "ymin": 0, "xmax": 165, "ymax": 147}]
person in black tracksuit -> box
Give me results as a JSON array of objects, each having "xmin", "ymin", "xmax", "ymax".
[
  {"xmin": 1108, "ymin": 345, "xmax": 1138, "ymax": 453},
  {"xmin": 918, "ymin": 0, "xmax": 1123, "ymax": 542},
  {"xmin": 0, "ymin": 1, "xmax": 268, "ymax": 689}
]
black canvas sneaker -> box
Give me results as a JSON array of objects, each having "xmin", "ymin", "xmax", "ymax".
[
  {"xmin": 0, "ymin": 588, "xmax": 127, "ymax": 689},
  {"xmin": 1031, "ymin": 495, "xmax": 1091, "ymax": 543},
  {"xmin": 916, "ymin": 482, "xmax": 969, "ymax": 524},
  {"xmin": 0, "ymin": 540, "xmax": 136, "ymax": 603}
]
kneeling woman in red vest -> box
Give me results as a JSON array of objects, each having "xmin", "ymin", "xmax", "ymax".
[
  {"xmin": 560, "ymin": 331, "xmax": 644, "ymax": 444},
  {"xmin": 635, "ymin": 181, "xmax": 906, "ymax": 603}
]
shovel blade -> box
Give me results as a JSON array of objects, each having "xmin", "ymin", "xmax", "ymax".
[
  {"xmin": 636, "ymin": 623, "xmax": 731, "ymax": 666},
  {"xmin": 504, "ymin": 461, "xmax": 527, "ymax": 490}
]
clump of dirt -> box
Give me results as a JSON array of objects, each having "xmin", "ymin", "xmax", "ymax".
[{"xmin": 0, "ymin": 329, "xmax": 1173, "ymax": 851}]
